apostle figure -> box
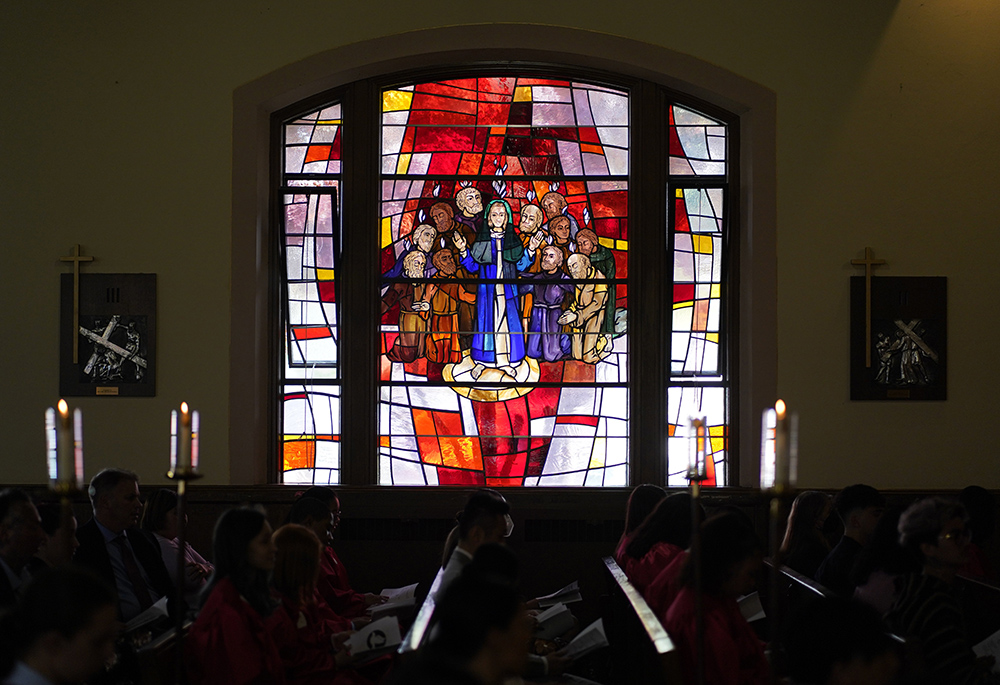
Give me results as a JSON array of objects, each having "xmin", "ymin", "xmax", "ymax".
[
  {"xmin": 454, "ymin": 187, "xmax": 484, "ymax": 234},
  {"xmin": 425, "ymin": 249, "xmax": 476, "ymax": 365},
  {"xmin": 380, "ymin": 250, "xmax": 431, "ymax": 363},
  {"xmin": 519, "ymin": 246, "xmax": 574, "ymax": 362},
  {"xmin": 429, "ymin": 201, "xmax": 477, "ymax": 349},
  {"xmin": 559, "ymin": 254, "xmax": 612, "ymax": 363},
  {"xmin": 575, "ymin": 228, "xmax": 617, "ymax": 335},
  {"xmin": 454, "ymin": 199, "xmax": 545, "ymax": 380},
  {"xmin": 541, "ymin": 191, "xmax": 580, "ymax": 239},
  {"xmin": 383, "ymin": 223, "xmax": 438, "ymax": 279},
  {"xmin": 548, "ymin": 215, "xmax": 575, "ymax": 267}
]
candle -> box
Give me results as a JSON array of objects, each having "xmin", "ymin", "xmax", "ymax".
[
  {"xmin": 57, "ymin": 400, "xmax": 73, "ymax": 486},
  {"xmin": 687, "ymin": 417, "xmax": 707, "ymax": 480},
  {"xmin": 73, "ymin": 407, "xmax": 84, "ymax": 484},
  {"xmin": 759, "ymin": 406, "xmax": 776, "ymax": 490},
  {"xmin": 178, "ymin": 402, "xmax": 192, "ymax": 471},
  {"xmin": 191, "ymin": 410, "xmax": 200, "ymax": 471},
  {"xmin": 774, "ymin": 399, "xmax": 790, "ymax": 489}
]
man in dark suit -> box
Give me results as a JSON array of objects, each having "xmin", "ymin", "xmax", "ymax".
[
  {"xmin": 74, "ymin": 468, "xmax": 175, "ymax": 622},
  {"xmin": 0, "ymin": 488, "xmax": 47, "ymax": 610}
]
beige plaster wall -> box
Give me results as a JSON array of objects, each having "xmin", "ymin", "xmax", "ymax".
[{"xmin": 1, "ymin": 1, "xmax": 997, "ymax": 488}]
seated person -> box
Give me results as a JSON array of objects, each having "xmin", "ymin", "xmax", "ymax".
[
  {"xmin": 388, "ymin": 566, "xmax": 532, "ymax": 685},
  {"xmin": 140, "ymin": 488, "xmax": 212, "ymax": 606},
  {"xmin": 436, "ymin": 490, "xmax": 511, "ymax": 599},
  {"xmin": 783, "ymin": 596, "xmax": 899, "ymax": 685},
  {"xmin": 73, "ymin": 469, "xmax": 175, "ymax": 622},
  {"xmin": 664, "ymin": 512, "xmax": 769, "ymax": 685},
  {"xmin": 851, "ymin": 507, "xmax": 919, "ymax": 615},
  {"xmin": 26, "ymin": 501, "xmax": 79, "ymax": 575},
  {"xmin": 885, "ymin": 497, "xmax": 1000, "ymax": 685},
  {"xmin": 285, "ymin": 494, "xmax": 383, "ymax": 618},
  {"xmin": 621, "ymin": 492, "xmax": 697, "ymax": 595},
  {"xmin": 816, "ymin": 484, "xmax": 884, "ymax": 596},
  {"xmin": 270, "ymin": 524, "xmax": 363, "ymax": 685},
  {"xmin": 0, "ymin": 565, "xmax": 118, "ymax": 685},
  {"xmin": 186, "ymin": 507, "xmax": 285, "ymax": 685},
  {"xmin": 779, "ymin": 490, "xmax": 832, "ymax": 579},
  {"xmin": 0, "ymin": 489, "xmax": 46, "ymax": 610},
  {"xmin": 614, "ymin": 484, "xmax": 666, "ymax": 566}
]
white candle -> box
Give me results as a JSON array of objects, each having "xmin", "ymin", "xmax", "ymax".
[
  {"xmin": 57, "ymin": 399, "xmax": 73, "ymax": 487},
  {"xmin": 45, "ymin": 407, "xmax": 58, "ymax": 483},
  {"xmin": 191, "ymin": 410, "xmax": 200, "ymax": 471},
  {"xmin": 774, "ymin": 399, "xmax": 789, "ymax": 488},
  {"xmin": 178, "ymin": 402, "xmax": 192, "ymax": 472},
  {"xmin": 73, "ymin": 407, "xmax": 84, "ymax": 484},
  {"xmin": 169, "ymin": 409, "xmax": 179, "ymax": 472},
  {"xmin": 760, "ymin": 406, "xmax": 775, "ymax": 490}
]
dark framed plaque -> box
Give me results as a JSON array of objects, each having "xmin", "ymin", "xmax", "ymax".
[
  {"xmin": 60, "ymin": 273, "xmax": 156, "ymax": 397},
  {"xmin": 850, "ymin": 276, "xmax": 946, "ymax": 401}
]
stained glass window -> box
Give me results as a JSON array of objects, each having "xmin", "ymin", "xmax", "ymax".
[
  {"xmin": 281, "ymin": 105, "xmax": 342, "ymax": 485},
  {"xmin": 277, "ymin": 77, "xmax": 732, "ymax": 488},
  {"xmin": 379, "ymin": 78, "xmax": 629, "ymax": 487},
  {"xmin": 665, "ymin": 106, "xmax": 728, "ymax": 486}
]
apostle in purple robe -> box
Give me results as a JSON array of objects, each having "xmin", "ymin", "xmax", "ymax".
[{"xmin": 519, "ymin": 246, "xmax": 574, "ymax": 362}]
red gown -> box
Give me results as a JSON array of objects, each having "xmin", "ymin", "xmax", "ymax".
[
  {"xmin": 270, "ymin": 592, "xmax": 372, "ymax": 685},
  {"xmin": 186, "ymin": 577, "xmax": 286, "ymax": 685},
  {"xmin": 317, "ymin": 546, "xmax": 368, "ymax": 618},
  {"xmin": 623, "ymin": 541, "xmax": 684, "ymax": 595},
  {"xmin": 645, "ymin": 550, "xmax": 688, "ymax": 620},
  {"xmin": 664, "ymin": 586, "xmax": 768, "ymax": 685}
]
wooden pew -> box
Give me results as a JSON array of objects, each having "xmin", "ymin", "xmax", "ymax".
[
  {"xmin": 398, "ymin": 565, "xmax": 447, "ymax": 655},
  {"xmin": 956, "ymin": 573, "xmax": 1000, "ymax": 645},
  {"xmin": 601, "ymin": 556, "xmax": 681, "ymax": 685}
]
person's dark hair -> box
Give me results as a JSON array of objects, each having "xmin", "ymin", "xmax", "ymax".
[
  {"xmin": 87, "ymin": 468, "xmax": 139, "ymax": 509},
  {"xmin": 35, "ymin": 501, "xmax": 64, "ymax": 536},
  {"xmin": 296, "ymin": 486, "xmax": 337, "ymax": 506},
  {"xmin": 0, "ymin": 488, "xmax": 32, "ymax": 526},
  {"xmin": 0, "ymin": 564, "xmax": 116, "ymax": 677},
  {"xmin": 458, "ymin": 490, "xmax": 510, "ymax": 540},
  {"xmin": 139, "ymin": 488, "xmax": 177, "ymax": 534},
  {"xmin": 681, "ymin": 511, "xmax": 762, "ymax": 594},
  {"xmin": 833, "ymin": 484, "xmax": 884, "ymax": 524},
  {"xmin": 959, "ymin": 486, "xmax": 996, "ymax": 545},
  {"xmin": 427, "ymin": 569, "xmax": 522, "ymax": 662},
  {"xmin": 780, "ymin": 490, "xmax": 831, "ymax": 554},
  {"xmin": 898, "ymin": 497, "xmax": 968, "ymax": 554},
  {"xmin": 465, "ymin": 543, "xmax": 519, "ymax": 585},
  {"xmin": 625, "ymin": 492, "xmax": 697, "ymax": 560},
  {"xmin": 783, "ymin": 596, "xmax": 897, "ymax": 685},
  {"xmin": 285, "ymin": 496, "xmax": 330, "ymax": 526},
  {"xmin": 202, "ymin": 507, "xmax": 277, "ymax": 617},
  {"xmin": 617, "ymin": 484, "xmax": 666, "ymax": 549},
  {"xmin": 851, "ymin": 507, "xmax": 920, "ymax": 586}
]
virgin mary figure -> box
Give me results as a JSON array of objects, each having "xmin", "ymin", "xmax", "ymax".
[{"xmin": 454, "ymin": 198, "xmax": 543, "ymax": 380}]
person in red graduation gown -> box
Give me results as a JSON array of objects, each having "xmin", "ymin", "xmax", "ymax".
[
  {"xmin": 621, "ymin": 493, "xmax": 698, "ymax": 594},
  {"xmin": 271, "ymin": 523, "xmax": 377, "ymax": 685},
  {"xmin": 186, "ymin": 507, "xmax": 285, "ymax": 685},
  {"xmin": 663, "ymin": 512, "xmax": 768, "ymax": 685},
  {"xmin": 287, "ymin": 488, "xmax": 385, "ymax": 619},
  {"xmin": 613, "ymin": 484, "xmax": 666, "ymax": 567}
]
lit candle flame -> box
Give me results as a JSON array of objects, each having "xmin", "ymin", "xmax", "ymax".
[
  {"xmin": 58, "ymin": 398, "xmax": 68, "ymax": 415},
  {"xmin": 775, "ymin": 399, "xmax": 786, "ymax": 418},
  {"xmin": 180, "ymin": 401, "xmax": 189, "ymax": 414}
]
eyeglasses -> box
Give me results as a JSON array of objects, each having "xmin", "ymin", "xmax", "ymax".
[{"xmin": 939, "ymin": 528, "xmax": 971, "ymax": 543}]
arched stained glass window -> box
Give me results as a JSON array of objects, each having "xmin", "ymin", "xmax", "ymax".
[{"xmin": 277, "ymin": 70, "xmax": 734, "ymax": 488}]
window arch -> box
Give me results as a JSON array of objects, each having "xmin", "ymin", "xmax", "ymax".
[{"xmin": 229, "ymin": 27, "xmax": 776, "ymax": 488}]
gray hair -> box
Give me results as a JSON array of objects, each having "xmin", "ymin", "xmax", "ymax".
[
  {"xmin": 88, "ymin": 468, "xmax": 139, "ymax": 509},
  {"xmin": 898, "ymin": 496, "xmax": 967, "ymax": 551}
]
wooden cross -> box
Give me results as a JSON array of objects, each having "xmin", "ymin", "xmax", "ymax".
[
  {"xmin": 851, "ymin": 247, "xmax": 886, "ymax": 368},
  {"xmin": 60, "ymin": 244, "xmax": 95, "ymax": 364}
]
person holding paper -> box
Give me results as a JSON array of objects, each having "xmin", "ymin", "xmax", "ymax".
[
  {"xmin": 885, "ymin": 497, "xmax": 999, "ymax": 685},
  {"xmin": 816, "ymin": 484, "xmax": 885, "ymax": 597},
  {"xmin": 287, "ymin": 491, "xmax": 385, "ymax": 618},
  {"xmin": 186, "ymin": 507, "xmax": 285, "ymax": 685},
  {"xmin": 270, "ymin": 524, "xmax": 379, "ymax": 685},
  {"xmin": 664, "ymin": 512, "xmax": 769, "ymax": 685},
  {"xmin": 73, "ymin": 469, "xmax": 174, "ymax": 623}
]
